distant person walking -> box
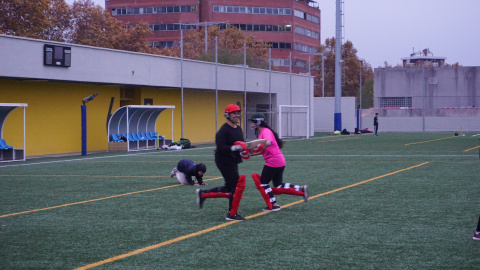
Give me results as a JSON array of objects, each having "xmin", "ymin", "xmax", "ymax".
[{"xmin": 373, "ymin": 113, "xmax": 379, "ymax": 136}]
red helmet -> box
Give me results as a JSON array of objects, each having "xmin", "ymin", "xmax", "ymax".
[{"xmin": 224, "ymin": 104, "xmax": 241, "ymax": 114}]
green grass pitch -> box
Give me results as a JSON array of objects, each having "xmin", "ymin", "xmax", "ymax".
[{"xmin": 0, "ymin": 132, "xmax": 479, "ymax": 269}]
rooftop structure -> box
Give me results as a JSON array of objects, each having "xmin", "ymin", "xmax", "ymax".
[{"xmin": 401, "ymin": 48, "xmax": 446, "ymax": 67}]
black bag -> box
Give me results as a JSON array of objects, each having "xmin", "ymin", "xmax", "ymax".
[{"xmin": 169, "ymin": 138, "xmax": 191, "ymax": 149}]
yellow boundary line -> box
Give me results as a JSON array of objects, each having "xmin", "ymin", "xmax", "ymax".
[
  {"xmin": 74, "ymin": 162, "xmax": 430, "ymax": 270},
  {"xmin": 0, "ymin": 177, "xmax": 223, "ymax": 218},
  {"xmin": 464, "ymin": 146, "xmax": 480, "ymax": 152},
  {"xmin": 404, "ymin": 136, "xmax": 455, "ymax": 146}
]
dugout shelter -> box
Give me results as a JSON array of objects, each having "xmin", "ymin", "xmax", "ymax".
[
  {"xmin": 0, "ymin": 103, "xmax": 27, "ymax": 162},
  {"xmin": 107, "ymin": 105, "xmax": 175, "ymax": 152}
]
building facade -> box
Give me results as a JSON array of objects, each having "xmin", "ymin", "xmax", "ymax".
[
  {"xmin": 0, "ymin": 35, "xmax": 313, "ymax": 157},
  {"xmin": 105, "ymin": 0, "xmax": 321, "ymax": 73}
]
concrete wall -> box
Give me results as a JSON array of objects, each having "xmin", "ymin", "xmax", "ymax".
[
  {"xmin": 361, "ymin": 108, "xmax": 480, "ymax": 132},
  {"xmin": 314, "ymin": 97, "xmax": 357, "ymax": 132},
  {"xmin": 374, "ymin": 67, "xmax": 480, "ymax": 109},
  {"xmin": 372, "ymin": 66, "xmax": 480, "ymax": 132}
]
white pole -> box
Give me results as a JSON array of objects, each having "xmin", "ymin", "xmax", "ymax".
[
  {"xmin": 181, "ymin": 28, "xmax": 184, "ymax": 138},
  {"xmin": 215, "ymin": 37, "xmax": 218, "ymax": 132},
  {"xmin": 244, "ymin": 43, "xmax": 247, "ymax": 138},
  {"xmin": 334, "ymin": 0, "xmax": 343, "ymax": 131}
]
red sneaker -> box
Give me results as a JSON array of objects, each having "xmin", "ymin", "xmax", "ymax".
[{"xmin": 473, "ymin": 232, "xmax": 480, "ymax": 240}]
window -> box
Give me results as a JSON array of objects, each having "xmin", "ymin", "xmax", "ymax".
[
  {"xmin": 295, "ymin": 60, "xmax": 307, "ymax": 68},
  {"xmin": 380, "ymin": 97, "xmax": 412, "ymax": 108},
  {"xmin": 253, "ymin": 7, "xmax": 260, "ymax": 14},
  {"xmin": 234, "ymin": 6, "xmax": 239, "ymax": 13},
  {"xmin": 227, "ymin": 6, "xmax": 233, "ymax": 13},
  {"xmin": 213, "ymin": 5, "xmax": 219, "ymax": 12},
  {"xmin": 294, "ymin": 10, "xmax": 304, "ymax": 18}
]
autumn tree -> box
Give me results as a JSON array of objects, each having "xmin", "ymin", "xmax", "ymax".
[
  {"xmin": 162, "ymin": 25, "xmax": 270, "ymax": 69},
  {"xmin": 0, "ymin": 0, "xmax": 51, "ymax": 39},
  {"xmin": 70, "ymin": 0, "xmax": 154, "ymax": 53},
  {"xmin": 313, "ymin": 37, "xmax": 374, "ymax": 107}
]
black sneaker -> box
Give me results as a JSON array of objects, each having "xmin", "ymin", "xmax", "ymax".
[
  {"xmin": 303, "ymin": 185, "xmax": 309, "ymax": 202},
  {"xmin": 226, "ymin": 212, "xmax": 245, "ymax": 221},
  {"xmin": 196, "ymin": 189, "xmax": 205, "ymax": 209},
  {"xmin": 262, "ymin": 205, "xmax": 281, "ymax": 212}
]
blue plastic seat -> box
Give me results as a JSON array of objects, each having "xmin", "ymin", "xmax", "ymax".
[
  {"xmin": 145, "ymin": 132, "xmax": 154, "ymax": 140},
  {"xmin": 0, "ymin": 139, "xmax": 13, "ymax": 150},
  {"xmin": 111, "ymin": 134, "xmax": 122, "ymax": 142},
  {"xmin": 128, "ymin": 133, "xmax": 137, "ymax": 141},
  {"xmin": 136, "ymin": 133, "xmax": 147, "ymax": 141}
]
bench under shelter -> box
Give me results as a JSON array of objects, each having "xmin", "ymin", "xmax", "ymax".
[
  {"xmin": 0, "ymin": 103, "xmax": 27, "ymax": 162},
  {"xmin": 107, "ymin": 105, "xmax": 175, "ymax": 152}
]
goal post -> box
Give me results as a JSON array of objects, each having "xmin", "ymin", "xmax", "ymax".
[{"xmin": 278, "ymin": 105, "xmax": 310, "ymax": 139}]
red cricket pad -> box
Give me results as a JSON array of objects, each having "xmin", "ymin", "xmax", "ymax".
[
  {"xmin": 201, "ymin": 192, "xmax": 230, "ymax": 198},
  {"xmin": 234, "ymin": 141, "xmax": 248, "ymax": 151},
  {"xmin": 229, "ymin": 175, "xmax": 246, "ymax": 217},
  {"xmin": 240, "ymin": 150, "xmax": 251, "ymax": 159},
  {"xmin": 251, "ymin": 144, "xmax": 264, "ymax": 153},
  {"xmin": 272, "ymin": 187, "xmax": 304, "ymax": 196},
  {"xmin": 252, "ymin": 173, "xmax": 273, "ymax": 210}
]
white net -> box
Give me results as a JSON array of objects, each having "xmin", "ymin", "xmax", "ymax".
[{"xmin": 278, "ymin": 105, "xmax": 309, "ymax": 139}]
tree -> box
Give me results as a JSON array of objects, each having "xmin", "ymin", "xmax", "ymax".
[
  {"xmin": 1, "ymin": 0, "xmax": 154, "ymax": 53},
  {"xmin": 312, "ymin": 37, "xmax": 374, "ymax": 105},
  {"xmin": 0, "ymin": 0, "xmax": 51, "ymax": 39},
  {"xmin": 169, "ymin": 25, "xmax": 270, "ymax": 69},
  {"xmin": 70, "ymin": 0, "xmax": 154, "ymax": 53}
]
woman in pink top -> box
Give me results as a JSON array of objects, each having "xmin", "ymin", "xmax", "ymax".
[{"xmin": 248, "ymin": 113, "xmax": 308, "ymax": 211}]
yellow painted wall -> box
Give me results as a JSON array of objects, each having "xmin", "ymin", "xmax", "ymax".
[
  {"xmin": 1, "ymin": 80, "xmax": 120, "ymax": 156},
  {"xmin": 1, "ymin": 79, "xmax": 245, "ymax": 156}
]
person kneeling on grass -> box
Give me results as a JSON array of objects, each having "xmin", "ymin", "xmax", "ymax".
[{"xmin": 170, "ymin": 159, "xmax": 208, "ymax": 186}]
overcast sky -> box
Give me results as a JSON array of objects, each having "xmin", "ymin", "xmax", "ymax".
[{"xmin": 66, "ymin": 0, "xmax": 480, "ymax": 68}]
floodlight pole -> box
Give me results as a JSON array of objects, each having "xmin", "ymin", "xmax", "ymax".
[
  {"xmin": 358, "ymin": 59, "xmax": 364, "ymax": 130},
  {"xmin": 334, "ymin": 0, "xmax": 343, "ymax": 131}
]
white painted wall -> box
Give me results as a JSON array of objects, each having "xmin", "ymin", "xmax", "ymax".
[{"xmin": 314, "ymin": 97, "xmax": 357, "ymax": 132}]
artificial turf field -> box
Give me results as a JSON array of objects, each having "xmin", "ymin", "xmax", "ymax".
[{"xmin": 1, "ymin": 132, "xmax": 479, "ymax": 269}]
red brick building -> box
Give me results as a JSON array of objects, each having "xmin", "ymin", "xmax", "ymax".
[{"xmin": 105, "ymin": 0, "xmax": 321, "ymax": 73}]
